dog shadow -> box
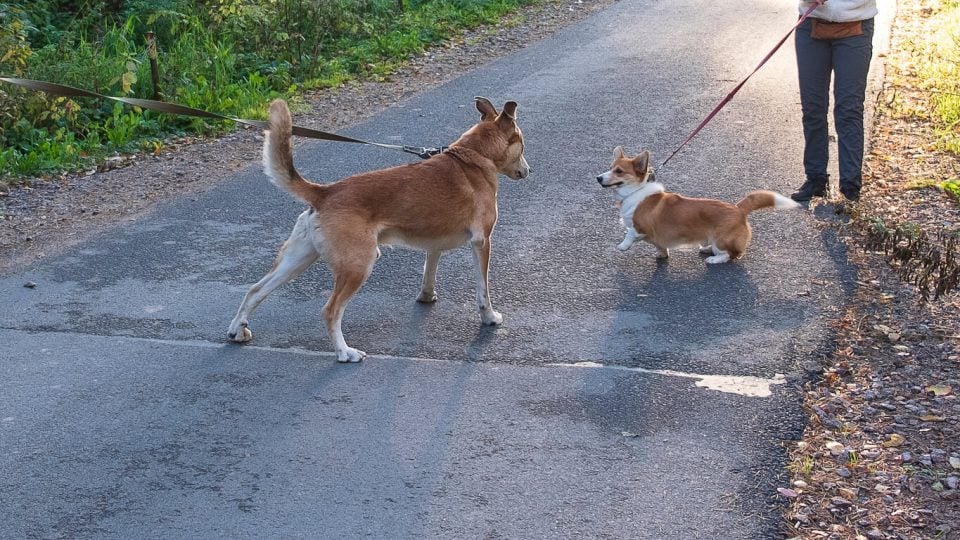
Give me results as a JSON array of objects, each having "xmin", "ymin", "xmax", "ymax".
[{"xmin": 602, "ymin": 253, "xmax": 762, "ymax": 370}]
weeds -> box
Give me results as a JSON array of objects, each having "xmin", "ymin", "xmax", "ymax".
[
  {"xmin": 1, "ymin": 0, "xmax": 538, "ymax": 182},
  {"xmin": 864, "ymin": 216, "xmax": 960, "ymax": 301}
]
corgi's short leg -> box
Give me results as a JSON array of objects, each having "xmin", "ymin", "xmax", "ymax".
[
  {"xmin": 618, "ymin": 227, "xmax": 642, "ymax": 251},
  {"xmin": 656, "ymin": 246, "xmax": 670, "ymax": 259},
  {"xmin": 705, "ymin": 251, "xmax": 731, "ymax": 264},
  {"xmin": 699, "ymin": 244, "xmax": 715, "ymax": 254}
]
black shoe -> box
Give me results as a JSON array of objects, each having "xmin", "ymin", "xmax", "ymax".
[
  {"xmin": 840, "ymin": 185, "xmax": 861, "ymax": 202},
  {"xmin": 790, "ymin": 178, "xmax": 828, "ymax": 202}
]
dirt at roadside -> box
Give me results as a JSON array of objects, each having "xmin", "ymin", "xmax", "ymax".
[{"xmin": 784, "ymin": 1, "xmax": 960, "ymax": 537}]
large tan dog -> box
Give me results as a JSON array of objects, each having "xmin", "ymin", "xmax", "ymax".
[
  {"xmin": 596, "ymin": 147, "xmax": 800, "ymax": 263},
  {"xmin": 228, "ymin": 97, "xmax": 530, "ymax": 362}
]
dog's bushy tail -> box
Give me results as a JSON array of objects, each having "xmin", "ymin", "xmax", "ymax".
[
  {"xmin": 263, "ymin": 99, "xmax": 324, "ymax": 207},
  {"xmin": 736, "ymin": 190, "xmax": 801, "ymax": 214}
]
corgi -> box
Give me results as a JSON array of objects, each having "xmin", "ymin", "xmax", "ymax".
[
  {"xmin": 596, "ymin": 147, "xmax": 800, "ymax": 264},
  {"xmin": 228, "ymin": 97, "xmax": 530, "ymax": 362}
]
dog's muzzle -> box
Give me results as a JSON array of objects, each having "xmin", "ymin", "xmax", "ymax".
[{"xmin": 597, "ymin": 175, "xmax": 621, "ymax": 187}]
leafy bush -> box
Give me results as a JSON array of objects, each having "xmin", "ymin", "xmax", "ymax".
[{"xmin": 1, "ymin": 0, "xmax": 536, "ymax": 182}]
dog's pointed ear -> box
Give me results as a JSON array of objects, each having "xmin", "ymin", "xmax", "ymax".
[
  {"xmin": 475, "ymin": 97, "xmax": 498, "ymax": 121},
  {"xmin": 498, "ymin": 101, "xmax": 518, "ymax": 121},
  {"xmin": 633, "ymin": 150, "xmax": 651, "ymax": 175},
  {"xmin": 613, "ymin": 146, "xmax": 626, "ymax": 160}
]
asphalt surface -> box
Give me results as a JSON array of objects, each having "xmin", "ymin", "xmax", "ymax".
[{"xmin": 1, "ymin": 0, "xmax": 892, "ymax": 537}]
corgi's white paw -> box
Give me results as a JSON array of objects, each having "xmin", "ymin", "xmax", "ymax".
[{"xmin": 705, "ymin": 253, "xmax": 731, "ymax": 264}]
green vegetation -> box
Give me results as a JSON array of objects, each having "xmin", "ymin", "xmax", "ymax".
[
  {"xmin": 897, "ymin": 0, "xmax": 960, "ymax": 154},
  {"xmin": 942, "ymin": 179, "xmax": 960, "ymax": 201},
  {"xmin": 922, "ymin": 0, "xmax": 960, "ymax": 153},
  {"xmin": 0, "ymin": 0, "xmax": 537, "ymax": 182}
]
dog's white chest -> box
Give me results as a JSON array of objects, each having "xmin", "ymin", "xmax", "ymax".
[{"xmin": 617, "ymin": 182, "xmax": 664, "ymax": 226}]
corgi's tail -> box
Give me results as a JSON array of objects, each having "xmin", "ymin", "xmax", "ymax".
[
  {"xmin": 736, "ymin": 190, "xmax": 801, "ymax": 214},
  {"xmin": 263, "ymin": 99, "xmax": 325, "ymax": 208}
]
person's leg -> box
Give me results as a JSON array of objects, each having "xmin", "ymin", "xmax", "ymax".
[
  {"xmin": 832, "ymin": 18, "xmax": 874, "ymax": 201},
  {"xmin": 793, "ymin": 18, "xmax": 834, "ymax": 202}
]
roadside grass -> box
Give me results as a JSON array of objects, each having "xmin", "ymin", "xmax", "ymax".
[
  {"xmin": 891, "ymin": 0, "xmax": 960, "ymax": 158},
  {"xmin": 0, "ymin": 0, "xmax": 539, "ymax": 183},
  {"xmin": 921, "ymin": 0, "xmax": 960, "ymax": 154}
]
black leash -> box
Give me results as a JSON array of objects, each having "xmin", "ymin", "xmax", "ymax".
[{"xmin": 0, "ymin": 77, "xmax": 447, "ymax": 159}]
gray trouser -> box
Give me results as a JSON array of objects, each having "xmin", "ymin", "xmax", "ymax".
[{"xmin": 795, "ymin": 17, "xmax": 874, "ymax": 189}]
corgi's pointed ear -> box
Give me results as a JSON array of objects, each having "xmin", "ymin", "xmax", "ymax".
[
  {"xmin": 633, "ymin": 150, "xmax": 651, "ymax": 175},
  {"xmin": 613, "ymin": 146, "xmax": 625, "ymax": 159},
  {"xmin": 475, "ymin": 97, "xmax": 498, "ymax": 121}
]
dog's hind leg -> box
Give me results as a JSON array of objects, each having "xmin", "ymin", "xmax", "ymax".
[
  {"xmin": 417, "ymin": 249, "xmax": 442, "ymax": 303},
  {"xmin": 708, "ymin": 233, "xmax": 745, "ymax": 264},
  {"xmin": 470, "ymin": 237, "xmax": 503, "ymax": 326},
  {"xmin": 323, "ymin": 241, "xmax": 377, "ymax": 363},
  {"xmin": 228, "ymin": 212, "xmax": 320, "ymax": 343},
  {"xmin": 705, "ymin": 251, "xmax": 731, "ymax": 264}
]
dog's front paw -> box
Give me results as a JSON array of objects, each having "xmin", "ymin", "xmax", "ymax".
[
  {"xmin": 416, "ymin": 290, "xmax": 438, "ymax": 303},
  {"xmin": 617, "ymin": 239, "xmax": 633, "ymax": 251},
  {"xmin": 227, "ymin": 321, "xmax": 253, "ymax": 343},
  {"xmin": 336, "ymin": 346, "xmax": 366, "ymax": 363},
  {"xmin": 481, "ymin": 309, "xmax": 503, "ymax": 326}
]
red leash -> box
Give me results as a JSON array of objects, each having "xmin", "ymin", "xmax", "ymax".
[{"xmin": 658, "ymin": 0, "xmax": 826, "ymax": 170}]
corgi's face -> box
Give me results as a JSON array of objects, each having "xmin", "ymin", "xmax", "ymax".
[{"xmin": 596, "ymin": 147, "xmax": 652, "ymax": 188}]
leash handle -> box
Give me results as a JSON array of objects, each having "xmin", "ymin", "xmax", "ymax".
[
  {"xmin": 657, "ymin": 0, "xmax": 826, "ymax": 170},
  {"xmin": 0, "ymin": 77, "xmax": 444, "ymax": 157}
]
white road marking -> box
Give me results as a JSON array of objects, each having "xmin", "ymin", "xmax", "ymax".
[
  {"xmin": 34, "ymin": 334, "xmax": 786, "ymax": 398},
  {"xmin": 546, "ymin": 361, "xmax": 786, "ymax": 398}
]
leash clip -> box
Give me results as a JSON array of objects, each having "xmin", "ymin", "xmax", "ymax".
[{"xmin": 404, "ymin": 145, "xmax": 448, "ymax": 160}]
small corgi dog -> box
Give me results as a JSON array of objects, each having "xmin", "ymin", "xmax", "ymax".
[{"xmin": 596, "ymin": 147, "xmax": 801, "ymax": 264}]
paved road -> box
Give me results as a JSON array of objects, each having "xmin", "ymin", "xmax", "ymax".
[{"xmin": 1, "ymin": 0, "xmax": 892, "ymax": 537}]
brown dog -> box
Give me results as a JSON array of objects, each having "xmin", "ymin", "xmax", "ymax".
[
  {"xmin": 228, "ymin": 97, "xmax": 531, "ymax": 362},
  {"xmin": 597, "ymin": 147, "xmax": 800, "ymax": 263}
]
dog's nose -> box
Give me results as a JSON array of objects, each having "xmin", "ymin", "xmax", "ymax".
[{"xmin": 596, "ymin": 176, "xmax": 604, "ymax": 184}]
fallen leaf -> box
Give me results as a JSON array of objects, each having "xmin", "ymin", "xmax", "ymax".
[
  {"xmin": 838, "ymin": 487, "xmax": 858, "ymax": 500},
  {"xmin": 950, "ymin": 457, "xmax": 960, "ymax": 469},
  {"xmin": 926, "ymin": 384, "xmax": 953, "ymax": 396},
  {"xmin": 778, "ymin": 487, "xmax": 799, "ymax": 498},
  {"xmin": 825, "ymin": 441, "xmax": 845, "ymax": 455},
  {"xmin": 621, "ymin": 431, "xmax": 639, "ymax": 438},
  {"xmin": 883, "ymin": 434, "xmax": 907, "ymax": 447},
  {"xmin": 919, "ymin": 414, "xmax": 945, "ymax": 422}
]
